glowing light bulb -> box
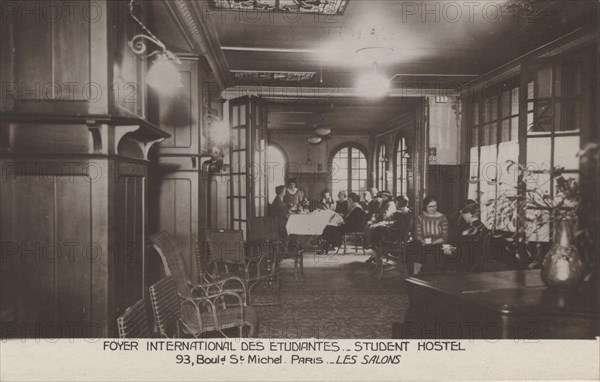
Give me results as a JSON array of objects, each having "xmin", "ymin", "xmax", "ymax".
[
  {"xmin": 146, "ymin": 53, "xmax": 183, "ymax": 95},
  {"xmin": 209, "ymin": 119, "xmax": 231, "ymax": 146},
  {"xmin": 356, "ymin": 68, "xmax": 390, "ymax": 98}
]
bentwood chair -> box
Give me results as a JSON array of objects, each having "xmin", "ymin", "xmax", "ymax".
[
  {"xmin": 248, "ymin": 216, "xmax": 304, "ymax": 287},
  {"xmin": 204, "ymin": 229, "xmax": 281, "ymax": 305},
  {"xmin": 149, "ymin": 276, "xmax": 256, "ymax": 338},
  {"xmin": 117, "ymin": 298, "xmax": 154, "ymax": 338}
]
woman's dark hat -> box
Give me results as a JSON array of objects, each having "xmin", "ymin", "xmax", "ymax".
[
  {"xmin": 380, "ymin": 190, "xmax": 392, "ymax": 198},
  {"xmin": 460, "ymin": 199, "xmax": 479, "ymax": 214}
]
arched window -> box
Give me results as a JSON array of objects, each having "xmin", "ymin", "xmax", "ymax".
[
  {"xmin": 395, "ymin": 136, "xmax": 409, "ymax": 196},
  {"xmin": 377, "ymin": 143, "xmax": 387, "ymax": 191},
  {"xmin": 330, "ymin": 144, "xmax": 368, "ymax": 197}
]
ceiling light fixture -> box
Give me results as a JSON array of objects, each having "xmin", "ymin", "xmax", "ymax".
[
  {"xmin": 128, "ymin": 0, "xmax": 183, "ymax": 93},
  {"xmin": 305, "ymin": 142, "xmax": 313, "ymax": 167},
  {"xmin": 307, "ymin": 136, "xmax": 322, "ymax": 144},
  {"xmin": 356, "ymin": 62, "xmax": 390, "ymax": 98},
  {"xmin": 314, "ymin": 128, "xmax": 331, "ymax": 136}
]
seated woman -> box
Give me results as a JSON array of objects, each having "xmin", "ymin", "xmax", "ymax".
[
  {"xmin": 456, "ymin": 199, "xmax": 486, "ymax": 271},
  {"xmin": 360, "ymin": 190, "xmax": 372, "ymax": 211},
  {"xmin": 296, "ymin": 188, "xmax": 310, "ymax": 212},
  {"xmin": 366, "ymin": 195, "xmax": 409, "ymax": 263},
  {"xmin": 364, "ymin": 191, "xmax": 396, "ymax": 250},
  {"xmin": 365, "ymin": 187, "xmax": 382, "ymax": 222},
  {"xmin": 319, "ymin": 193, "xmax": 365, "ymax": 253},
  {"xmin": 319, "ymin": 188, "xmax": 335, "ymax": 210},
  {"xmin": 268, "ymin": 185, "xmax": 290, "ymax": 239},
  {"xmin": 373, "ymin": 195, "xmax": 412, "ymax": 245},
  {"xmin": 334, "ymin": 190, "xmax": 350, "ymax": 217},
  {"xmin": 456, "ymin": 199, "xmax": 512, "ymax": 273},
  {"xmin": 412, "ymin": 195, "xmax": 451, "ymax": 274}
]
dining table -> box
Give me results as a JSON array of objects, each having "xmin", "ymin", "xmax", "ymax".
[{"xmin": 286, "ymin": 209, "xmax": 344, "ymax": 249}]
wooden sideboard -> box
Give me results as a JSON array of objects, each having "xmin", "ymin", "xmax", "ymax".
[{"xmin": 394, "ymin": 270, "xmax": 599, "ymax": 339}]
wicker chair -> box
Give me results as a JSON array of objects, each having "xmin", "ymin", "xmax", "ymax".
[
  {"xmin": 149, "ymin": 231, "xmax": 257, "ymax": 336},
  {"xmin": 117, "ymin": 298, "xmax": 153, "ymax": 338},
  {"xmin": 149, "ymin": 276, "xmax": 256, "ymax": 338},
  {"xmin": 248, "ymin": 216, "xmax": 304, "ymax": 287},
  {"xmin": 150, "ymin": 231, "xmax": 247, "ymax": 301},
  {"xmin": 204, "ymin": 229, "xmax": 280, "ymax": 306}
]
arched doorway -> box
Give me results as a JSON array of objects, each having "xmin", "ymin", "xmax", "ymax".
[{"xmin": 267, "ymin": 144, "xmax": 287, "ymax": 203}]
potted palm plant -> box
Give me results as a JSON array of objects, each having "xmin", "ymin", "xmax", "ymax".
[{"xmin": 484, "ymin": 143, "xmax": 598, "ymax": 289}]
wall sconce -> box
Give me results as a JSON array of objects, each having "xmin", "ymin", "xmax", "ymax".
[{"xmin": 128, "ymin": 0, "xmax": 183, "ymax": 94}]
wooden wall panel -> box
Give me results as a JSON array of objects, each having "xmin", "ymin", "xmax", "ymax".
[
  {"xmin": 0, "ymin": 169, "xmax": 95, "ymax": 337},
  {"xmin": 427, "ymin": 164, "xmax": 465, "ymax": 222},
  {"xmin": 52, "ymin": 0, "xmax": 91, "ymax": 101},
  {"xmin": 114, "ymin": 168, "xmax": 146, "ymax": 324},
  {"xmin": 0, "ymin": 8, "xmax": 14, "ymax": 112},
  {"xmin": 154, "ymin": 176, "xmax": 197, "ymax": 279},
  {"xmin": 12, "ymin": 177, "xmax": 56, "ymax": 330},
  {"xmin": 209, "ymin": 174, "xmax": 230, "ymax": 230},
  {"xmin": 155, "ymin": 58, "xmax": 198, "ymax": 152},
  {"xmin": 12, "ymin": 1, "xmax": 91, "ymax": 104},
  {"xmin": 55, "ymin": 176, "xmax": 92, "ymax": 337},
  {"xmin": 110, "ymin": 0, "xmax": 145, "ymax": 118}
]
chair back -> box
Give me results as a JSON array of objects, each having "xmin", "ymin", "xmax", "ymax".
[
  {"xmin": 148, "ymin": 276, "xmax": 182, "ymax": 338},
  {"xmin": 345, "ymin": 207, "xmax": 367, "ymax": 233},
  {"xmin": 247, "ymin": 217, "xmax": 281, "ymax": 242},
  {"xmin": 117, "ymin": 298, "xmax": 153, "ymax": 338},
  {"xmin": 204, "ymin": 229, "xmax": 246, "ymax": 264},
  {"xmin": 396, "ymin": 213, "xmax": 414, "ymax": 241},
  {"xmin": 149, "ymin": 231, "xmax": 192, "ymax": 298}
]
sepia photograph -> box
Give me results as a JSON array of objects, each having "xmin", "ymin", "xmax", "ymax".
[{"xmin": 0, "ymin": 0, "xmax": 598, "ymax": 380}]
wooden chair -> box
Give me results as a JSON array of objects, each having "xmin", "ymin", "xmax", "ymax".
[
  {"xmin": 204, "ymin": 229, "xmax": 281, "ymax": 306},
  {"xmin": 149, "ymin": 276, "xmax": 256, "ymax": 338},
  {"xmin": 335, "ymin": 216, "xmax": 367, "ymax": 255},
  {"xmin": 248, "ymin": 216, "xmax": 304, "ymax": 287},
  {"xmin": 337, "ymin": 231, "xmax": 367, "ymax": 255},
  {"xmin": 149, "ymin": 232, "xmax": 257, "ymax": 336},
  {"xmin": 117, "ymin": 298, "xmax": 153, "ymax": 338}
]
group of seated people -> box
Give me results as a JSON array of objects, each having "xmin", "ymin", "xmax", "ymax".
[
  {"xmin": 269, "ymin": 179, "xmax": 503, "ymax": 275},
  {"xmin": 317, "ymin": 189, "xmax": 504, "ymax": 275},
  {"xmin": 317, "ymin": 187, "xmax": 409, "ymax": 254}
]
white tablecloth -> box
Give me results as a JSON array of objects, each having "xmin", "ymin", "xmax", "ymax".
[{"xmin": 286, "ymin": 210, "xmax": 344, "ymax": 236}]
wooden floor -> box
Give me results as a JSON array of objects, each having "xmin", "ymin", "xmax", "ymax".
[{"xmin": 254, "ymin": 250, "xmax": 409, "ymax": 339}]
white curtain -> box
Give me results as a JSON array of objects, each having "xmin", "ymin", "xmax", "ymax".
[
  {"xmin": 467, "ymin": 147, "xmax": 479, "ymax": 201},
  {"xmin": 479, "ymin": 144, "xmax": 498, "ymax": 229},
  {"xmin": 496, "ymin": 141, "xmax": 519, "ymax": 232}
]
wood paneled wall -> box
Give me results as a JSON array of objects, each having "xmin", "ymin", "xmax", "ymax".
[
  {"xmin": 148, "ymin": 56, "xmax": 214, "ymax": 284},
  {"xmin": 0, "ymin": 0, "xmax": 168, "ymax": 337},
  {"xmin": 2, "ymin": 0, "xmax": 147, "ymax": 116},
  {"xmin": 0, "ymin": 155, "xmax": 152, "ymax": 337}
]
